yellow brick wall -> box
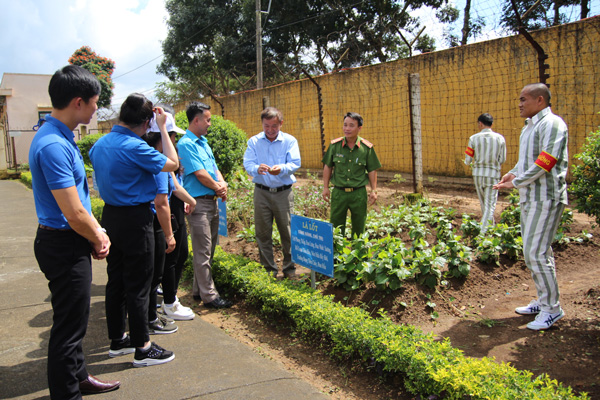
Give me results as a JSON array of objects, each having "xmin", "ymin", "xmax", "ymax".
[{"xmin": 181, "ymin": 16, "xmax": 600, "ymax": 178}]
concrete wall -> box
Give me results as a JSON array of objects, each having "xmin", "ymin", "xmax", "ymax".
[{"xmin": 185, "ymin": 16, "xmax": 600, "ymax": 178}]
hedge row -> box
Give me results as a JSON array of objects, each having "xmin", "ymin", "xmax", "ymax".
[
  {"xmin": 211, "ymin": 248, "xmax": 588, "ymax": 400},
  {"xmin": 20, "ymin": 171, "xmax": 32, "ymax": 188}
]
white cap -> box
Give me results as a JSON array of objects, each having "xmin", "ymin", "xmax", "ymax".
[{"xmin": 149, "ymin": 112, "xmax": 186, "ymax": 135}]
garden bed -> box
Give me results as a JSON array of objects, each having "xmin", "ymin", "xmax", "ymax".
[{"xmin": 179, "ymin": 178, "xmax": 600, "ymax": 399}]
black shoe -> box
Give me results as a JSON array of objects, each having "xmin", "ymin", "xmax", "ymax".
[
  {"xmin": 193, "ymin": 295, "xmax": 201, "ymax": 301},
  {"xmin": 108, "ymin": 335, "xmax": 135, "ymax": 358},
  {"xmin": 204, "ymin": 297, "xmax": 232, "ymax": 309},
  {"xmin": 283, "ymin": 271, "xmax": 297, "ymax": 280},
  {"xmin": 148, "ymin": 317, "xmax": 178, "ymax": 335},
  {"xmin": 133, "ymin": 342, "xmax": 175, "ymax": 367}
]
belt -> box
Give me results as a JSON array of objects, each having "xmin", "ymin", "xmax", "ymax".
[
  {"xmin": 196, "ymin": 195, "xmax": 218, "ymax": 200},
  {"xmin": 255, "ymin": 183, "xmax": 292, "ymax": 193},
  {"xmin": 334, "ymin": 186, "xmax": 364, "ymax": 192},
  {"xmin": 38, "ymin": 224, "xmax": 71, "ymax": 232}
]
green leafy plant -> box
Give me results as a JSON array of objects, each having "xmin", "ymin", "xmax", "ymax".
[
  {"xmin": 499, "ymin": 189, "xmax": 521, "ymax": 227},
  {"xmin": 77, "ymin": 133, "xmax": 105, "ymax": 167},
  {"xmin": 20, "ymin": 171, "xmax": 32, "ymax": 188},
  {"xmin": 294, "ymin": 181, "xmax": 329, "ymax": 220},
  {"xmin": 460, "ymin": 214, "xmax": 481, "ymax": 240},
  {"xmin": 174, "ymin": 111, "xmax": 247, "ymax": 181},
  {"xmin": 476, "ymin": 237, "xmax": 503, "ymax": 265},
  {"xmin": 440, "ymin": 235, "xmax": 472, "ymax": 278},
  {"xmin": 411, "ymin": 248, "xmax": 445, "ymax": 288},
  {"xmin": 554, "ymin": 208, "xmax": 574, "ymax": 244},
  {"xmin": 236, "ymin": 223, "xmax": 281, "ymax": 246},
  {"xmin": 484, "ymin": 223, "xmax": 522, "ymax": 260},
  {"xmin": 477, "ymin": 317, "xmax": 505, "ymax": 328},
  {"xmin": 569, "ymin": 125, "xmax": 600, "ymax": 225},
  {"xmin": 210, "ymin": 249, "xmax": 588, "ymax": 399},
  {"xmin": 90, "ymin": 197, "xmax": 104, "ymax": 221}
]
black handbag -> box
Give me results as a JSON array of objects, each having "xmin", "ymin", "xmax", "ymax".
[{"xmin": 170, "ymin": 214, "xmax": 179, "ymax": 234}]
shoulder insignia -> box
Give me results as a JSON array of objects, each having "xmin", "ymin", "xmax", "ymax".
[
  {"xmin": 360, "ymin": 138, "xmax": 373, "ymax": 148},
  {"xmin": 331, "ymin": 137, "xmax": 344, "ymax": 144}
]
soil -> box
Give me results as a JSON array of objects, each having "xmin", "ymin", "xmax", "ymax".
[{"xmin": 180, "ymin": 179, "xmax": 600, "ymax": 399}]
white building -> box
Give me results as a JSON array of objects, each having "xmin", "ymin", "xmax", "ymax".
[{"xmin": 0, "ymin": 72, "xmax": 98, "ymax": 170}]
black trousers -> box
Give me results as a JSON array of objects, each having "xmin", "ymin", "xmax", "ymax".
[
  {"xmin": 162, "ymin": 196, "xmax": 188, "ymax": 305},
  {"xmin": 34, "ymin": 228, "xmax": 92, "ymax": 400},
  {"xmin": 102, "ymin": 203, "xmax": 154, "ymax": 348},
  {"xmin": 149, "ymin": 215, "xmax": 166, "ymax": 321}
]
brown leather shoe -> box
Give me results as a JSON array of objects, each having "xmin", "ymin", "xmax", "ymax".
[{"xmin": 79, "ymin": 374, "xmax": 121, "ymax": 394}]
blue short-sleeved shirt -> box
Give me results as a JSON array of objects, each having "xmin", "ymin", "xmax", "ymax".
[
  {"xmin": 177, "ymin": 130, "xmax": 219, "ymax": 197},
  {"xmin": 89, "ymin": 125, "xmax": 167, "ymax": 206},
  {"xmin": 150, "ymin": 171, "xmax": 174, "ymax": 214},
  {"xmin": 29, "ymin": 115, "xmax": 92, "ymax": 229}
]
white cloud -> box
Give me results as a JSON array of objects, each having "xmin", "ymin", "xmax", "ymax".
[{"xmin": 0, "ymin": 0, "xmax": 168, "ymax": 108}]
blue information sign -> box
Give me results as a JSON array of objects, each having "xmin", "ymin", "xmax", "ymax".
[
  {"xmin": 291, "ymin": 215, "xmax": 334, "ymax": 278},
  {"xmin": 218, "ymin": 198, "xmax": 227, "ymax": 237}
]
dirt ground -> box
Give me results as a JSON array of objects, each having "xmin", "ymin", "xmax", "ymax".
[{"xmin": 180, "ymin": 179, "xmax": 600, "ymax": 399}]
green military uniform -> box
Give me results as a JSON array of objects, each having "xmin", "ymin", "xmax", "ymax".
[{"xmin": 322, "ymin": 136, "xmax": 382, "ymax": 237}]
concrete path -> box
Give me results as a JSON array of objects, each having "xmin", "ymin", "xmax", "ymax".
[{"xmin": 0, "ymin": 180, "xmax": 327, "ymax": 400}]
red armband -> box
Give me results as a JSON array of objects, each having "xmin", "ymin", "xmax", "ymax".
[
  {"xmin": 465, "ymin": 147, "xmax": 474, "ymax": 157},
  {"xmin": 534, "ymin": 151, "xmax": 557, "ymax": 172}
]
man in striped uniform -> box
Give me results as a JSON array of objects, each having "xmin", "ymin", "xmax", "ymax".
[
  {"xmin": 494, "ymin": 83, "xmax": 568, "ymax": 330},
  {"xmin": 464, "ymin": 113, "xmax": 506, "ymax": 233}
]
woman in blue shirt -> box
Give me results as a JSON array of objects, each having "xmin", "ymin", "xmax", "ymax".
[
  {"xmin": 148, "ymin": 110, "xmax": 197, "ymax": 321},
  {"xmin": 89, "ymin": 93, "xmax": 179, "ymax": 367},
  {"xmin": 144, "ymin": 124, "xmax": 195, "ymax": 328}
]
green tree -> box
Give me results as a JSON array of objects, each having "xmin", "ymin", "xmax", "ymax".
[
  {"xmin": 174, "ymin": 111, "xmax": 247, "ymax": 180},
  {"xmin": 436, "ymin": 3, "xmax": 485, "ymax": 47},
  {"xmin": 158, "ymin": 0, "xmax": 454, "ymax": 95},
  {"xmin": 569, "ymin": 125, "xmax": 600, "ymax": 225},
  {"xmin": 500, "ymin": 0, "xmax": 581, "ymax": 32},
  {"xmin": 68, "ymin": 46, "xmax": 115, "ymax": 108}
]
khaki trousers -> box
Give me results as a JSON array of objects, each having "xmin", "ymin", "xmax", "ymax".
[
  {"xmin": 253, "ymin": 187, "xmax": 295, "ymax": 276},
  {"xmin": 187, "ymin": 197, "xmax": 220, "ymax": 303}
]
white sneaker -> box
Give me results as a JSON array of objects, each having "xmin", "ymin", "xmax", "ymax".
[
  {"xmin": 163, "ymin": 301, "xmax": 194, "ymax": 320},
  {"xmin": 526, "ymin": 309, "xmax": 565, "ymax": 330},
  {"xmin": 515, "ymin": 299, "xmax": 541, "ymax": 315},
  {"xmin": 173, "ymin": 297, "xmax": 193, "ymax": 313}
]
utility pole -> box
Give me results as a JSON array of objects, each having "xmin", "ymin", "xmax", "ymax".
[{"xmin": 256, "ymin": 0, "xmax": 263, "ymax": 89}]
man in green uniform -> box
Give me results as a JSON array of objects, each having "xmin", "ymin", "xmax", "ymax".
[{"xmin": 322, "ymin": 112, "xmax": 381, "ymax": 237}]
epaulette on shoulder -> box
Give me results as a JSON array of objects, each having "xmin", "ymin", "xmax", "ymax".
[
  {"xmin": 331, "ymin": 137, "xmax": 344, "ymax": 144},
  {"xmin": 360, "ymin": 138, "xmax": 373, "ymax": 148}
]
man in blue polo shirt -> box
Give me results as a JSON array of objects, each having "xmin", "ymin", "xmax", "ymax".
[
  {"xmin": 177, "ymin": 102, "xmax": 232, "ymax": 309},
  {"xmin": 243, "ymin": 107, "xmax": 301, "ymax": 278},
  {"xmin": 29, "ymin": 65, "xmax": 119, "ymax": 399}
]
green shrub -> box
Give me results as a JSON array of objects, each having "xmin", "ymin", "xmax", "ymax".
[
  {"xmin": 77, "ymin": 133, "xmax": 105, "ymax": 166},
  {"xmin": 174, "ymin": 111, "xmax": 247, "ymax": 181},
  {"xmin": 569, "ymin": 126, "xmax": 600, "ymax": 224},
  {"xmin": 182, "ymin": 234, "xmax": 194, "ymax": 282},
  {"xmin": 211, "ymin": 249, "xmax": 588, "ymax": 399},
  {"xmin": 90, "ymin": 197, "xmax": 104, "ymax": 221},
  {"xmin": 20, "ymin": 171, "xmax": 32, "ymax": 188}
]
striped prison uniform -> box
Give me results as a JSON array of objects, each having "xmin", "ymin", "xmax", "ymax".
[
  {"xmin": 465, "ymin": 128, "xmax": 506, "ymax": 233},
  {"xmin": 510, "ymin": 107, "xmax": 568, "ymax": 314}
]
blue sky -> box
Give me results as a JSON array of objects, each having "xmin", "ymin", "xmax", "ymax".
[{"xmin": 0, "ymin": 0, "xmax": 168, "ymax": 110}]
